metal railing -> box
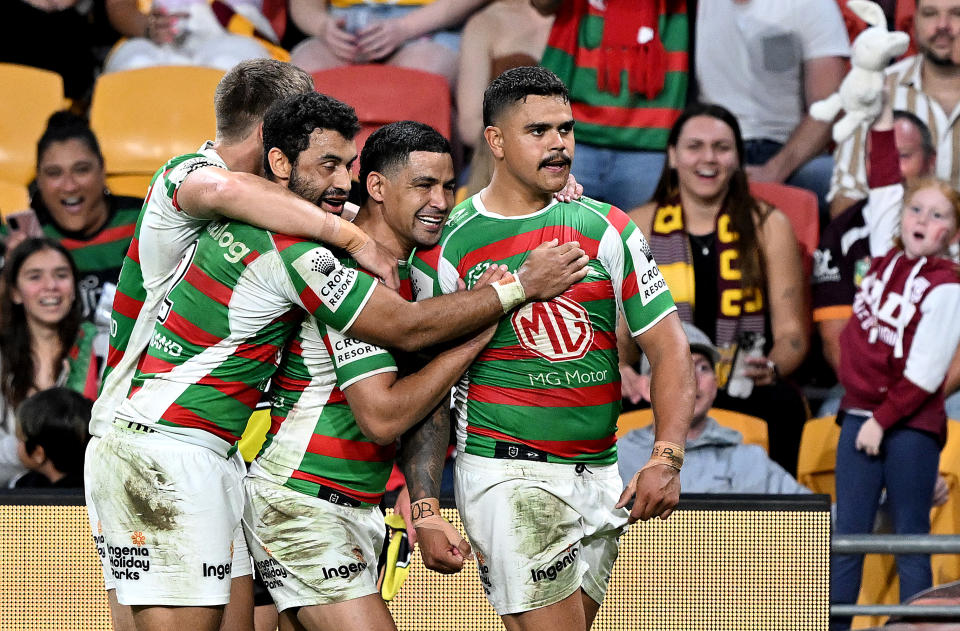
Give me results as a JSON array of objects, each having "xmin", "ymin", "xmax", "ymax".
[{"xmin": 831, "ymin": 534, "xmax": 960, "ymax": 620}]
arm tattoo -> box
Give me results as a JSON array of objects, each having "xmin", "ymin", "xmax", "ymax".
[{"xmin": 398, "ymin": 402, "xmax": 450, "ymax": 501}]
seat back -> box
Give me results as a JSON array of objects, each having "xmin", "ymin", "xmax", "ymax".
[
  {"xmin": 616, "ymin": 407, "xmax": 768, "ymax": 451},
  {"xmin": 0, "ymin": 64, "xmax": 65, "ymax": 185},
  {"xmin": 748, "ymin": 180, "xmax": 819, "ymax": 278},
  {"xmin": 89, "ymin": 66, "xmax": 224, "ymax": 188},
  {"xmin": 312, "ymin": 65, "xmax": 452, "ymax": 171},
  {"xmin": 796, "ymin": 415, "xmax": 840, "ymax": 499},
  {"xmin": 0, "ymin": 180, "xmax": 30, "ymax": 220}
]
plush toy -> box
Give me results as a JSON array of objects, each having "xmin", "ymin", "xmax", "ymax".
[{"xmin": 809, "ymin": 0, "xmax": 909, "ymax": 143}]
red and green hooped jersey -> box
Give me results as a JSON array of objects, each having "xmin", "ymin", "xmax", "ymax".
[
  {"xmin": 540, "ymin": 0, "xmax": 689, "ymax": 151},
  {"xmin": 115, "ymin": 219, "xmax": 377, "ymax": 458},
  {"xmin": 0, "ymin": 194, "xmax": 142, "ymax": 321},
  {"xmin": 64, "ymin": 320, "xmax": 101, "ymax": 400},
  {"xmin": 255, "ymin": 259, "xmax": 413, "ymax": 506},
  {"xmin": 89, "ymin": 144, "xmax": 224, "ymax": 439},
  {"xmin": 411, "ymin": 195, "xmax": 675, "ymax": 465}
]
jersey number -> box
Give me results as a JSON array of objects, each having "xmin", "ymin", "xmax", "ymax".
[{"xmin": 157, "ymin": 241, "xmax": 199, "ymax": 325}]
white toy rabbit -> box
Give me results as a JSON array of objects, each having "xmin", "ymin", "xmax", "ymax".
[{"xmin": 809, "ymin": 0, "xmax": 909, "ymax": 143}]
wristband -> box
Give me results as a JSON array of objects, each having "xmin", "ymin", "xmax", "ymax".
[
  {"xmin": 642, "ymin": 441, "xmax": 684, "ymax": 471},
  {"xmin": 491, "ymin": 274, "xmax": 526, "ymax": 313},
  {"xmin": 317, "ymin": 211, "xmax": 370, "ymax": 254}
]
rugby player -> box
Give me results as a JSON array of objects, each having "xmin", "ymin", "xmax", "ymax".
[
  {"xmin": 87, "ymin": 91, "xmax": 589, "ymax": 631},
  {"xmin": 409, "ymin": 66, "xmax": 695, "ymax": 631}
]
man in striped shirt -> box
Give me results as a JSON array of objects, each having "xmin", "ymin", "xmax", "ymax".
[
  {"xmin": 410, "ymin": 66, "xmax": 695, "ymax": 631},
  {"xmin": 83, "ymin": 59, "xmax": 397, "ymax": 631},
  {"xmin": 88, "ymin": 91, "xmax": 588, "ymax": 631},
  {"xmin": 830, "ymin": 0, "xmax": 960, "ymax": 218}
]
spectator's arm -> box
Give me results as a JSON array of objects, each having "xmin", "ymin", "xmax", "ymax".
[
  {"xmin": 105, "ymin": 0, "xmax": 148, "ymax": 37},
  {"xmin": 289, "ymin": 0, "xmax": 330, "ymax": 37},
  {"xmin": 388, "ymin": 0, "xmax": 491, "ymax": 41},
  {"xmin": 456, "ymin": 10, "xmax": 493, "ymax": 147},
  {"xmin": 747, "ymin": 56, "xmax": 846, "ymax": 183},
  {"xmin": 818, "ymin": 318, "xmax": 845, "ymax": 373},
  {"xmin": 531, "ymin": 0, "xmax": 562, "ymax": 16},
  {"xmin": 760, "ymin": 209, "xmax": 810, "ymax": 377},
  {"xmin": 944, "ymin": 345, "xmax": 960, "ymax": 398}
]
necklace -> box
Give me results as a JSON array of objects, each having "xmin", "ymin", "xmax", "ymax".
[{"xmin": 688, "ymin": 232, "xmax": 716, "ymax": 257}]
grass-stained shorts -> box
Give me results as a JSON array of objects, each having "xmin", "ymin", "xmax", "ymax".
[
  {"xmin": 242, "ymin": 472, "xmax": 384, "ymax": 612},
  {"xmin": 86, "ymin": 427, "xmax": 251, "ymax": 606},
  {"xmin": 455, "ymin": 453, "xmax": 628, "ymax": 615}
]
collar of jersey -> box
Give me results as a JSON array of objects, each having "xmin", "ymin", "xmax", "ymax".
[{"xmin": 472, "ymin": 189, "xmax": 559, "ymax": 220}]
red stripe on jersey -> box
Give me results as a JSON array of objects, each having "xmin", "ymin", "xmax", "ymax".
[
  {"xmin": 60, "ymin": 223, "xmax": 136, "ymax": 250},
  {"xmin": 329, "ymin": 388, "xmax": 345, "ymax": 404},
  {"xmin": 272, "ymin": 233, "xmax": 310, "ymax": 253},
  {"xmin": 468, "ymin": 381, "xmax": 620, "ymax": 407},
  {"xmin": 163, "ymin": 403, "xmax": 239, "ymax": 444},
  {"xmin": 398, "ymin": 277, "xmax": 413, "ymax": 302},
  {"xmin": 184, "ymin": 265, "xmax": 234, "ymax": 306},
  {"xmin": 289, "ymin": 470, "xmax": 385, "ymax": 504},
  {"xmin": 476, "ymin": 330, "xmax": 616, "ymax": 361},
  {"xmin": 568, "ymin": 280, "xmax": 614, "ymax": 302},
  {"xmin": 138, "ymin": 354, "xmax": 177, "ymax": 375},
  {"xmin": 621, "ymin": 270, "xmax": 639, "ymax": 302},
  {"xmin": 242, "ymin": 249, "xmax": 259, "ymax": 266},
  {"xmin": 458, "ymin": 228, "xmax": 600, "ymax": 273},
  {"xmin": 163, "ymin": 310, "xmax": 223, "ymax": 347},
  {"xmin": 466, "ymin": 424, "xmax": 616, "ymax": 458},
  {"xmin": 107, "ymin": 344, "xmax": 122, "ymax": 369},
  {"xmin": 269, "ymin": 413, "xmax": 283, "ymax": 435},
  {"xmin": 605, "ymin": 205, "xmax": 632, "ymax": 232},
  {"xmin": 112, "ymin": 290, "xmax": 144, "ymax": 321},
  {"xmin": 171, "ymin": 186, "xmax": 181, "ymax": 212},
  {"xmin": 298, "ymin": 287, "xmax": 323, "ymax": 315},
  {"xmin": 234, "ymin": 342, "xmax": 280, "ymax": 363},
  {"xmin": 273, "ymin": 373, "xmax": 311, "ymax": 393},
  {"xmin": 571, "ymin": 103, "xmax": 681, "ymax": 131},
  {"xmin": 195, "ymin": 375, "xmax": 261, "ymax": 409},
  {"xmin": 126, "ymin": 236, "xmax": 141, "ymax": 264},
  {"xmin": 415, "ymin": 244, "xmax": 443, "ymax": 273},
  {"xmin": 573, "ymin": 49, "xmax": 687, "ymax": 74},
  {"xmin": 307, "ymin": 433, "xmax": 395, "ymax": 462}
]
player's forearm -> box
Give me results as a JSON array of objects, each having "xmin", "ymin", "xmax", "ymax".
[
  {"xmin": 356, "ymin": 343, "xmax": 481, "ymax": 444},
  {"xmin": 398, "ymin": 404, "xmax": 450, "ymax": 501},
  {"xmin": 179, "ymin": 169, "xmax": 369, "ymax": 250},
  {"xmin": 638, "ymin": 314, "xmax": 694, "ymax": 445}
]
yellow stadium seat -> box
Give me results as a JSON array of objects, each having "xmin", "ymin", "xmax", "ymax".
[
  {"xmin": 89, "ymin": 66, "xmax": 224, "ymax": 186},
  {"xmin": 798, "ymin": 416, "xmax": 960, "ymax": 629},
  {"xmin": 0, "ymin": 64, "xmax": 65, "ymax": 185},
  {"xmin": 617, "ymin": 407, "xmax": 768, "ymax": 451},
  {"xmin": 0, "ymin": 180, "xmax": 30, "ymax": 219}
]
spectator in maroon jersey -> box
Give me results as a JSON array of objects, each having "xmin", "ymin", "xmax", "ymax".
[
  {"xmin": 831, "ymin": 168, "xmax": 960, "ymax": 629},
  {"xmin": 624, "ymin": 102, "xmax": 809, "ymax": 476}
]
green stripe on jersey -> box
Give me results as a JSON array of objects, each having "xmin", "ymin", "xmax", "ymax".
[{"xmin": 412, "ymin": 195, "xmax": 675, "ymax": 465}]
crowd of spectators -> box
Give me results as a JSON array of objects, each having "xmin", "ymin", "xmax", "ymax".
[{"xmin": 3, "ymin": 1, "xmax": 960, "ymax": 627}]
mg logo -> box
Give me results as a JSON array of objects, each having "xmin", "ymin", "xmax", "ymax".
[{"xmin": 511, "ymin": 296, "xmax": 594, "ymax": 361}]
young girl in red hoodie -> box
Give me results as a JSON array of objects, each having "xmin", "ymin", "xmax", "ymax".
[{"xmin": 831, "ymin": 110, "xmax": 960, "ymax": 628}]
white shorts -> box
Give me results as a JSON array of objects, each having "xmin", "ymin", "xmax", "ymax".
[
  {"xmin": 455, "ymin": 453, "xmax": 628, "ymax": 615},
  {"xmin": 242, "ymin": 474, "xmax": 384, "ymax": 612},
  {"xmin": 86, "ymin": 426, "xmax": 252, "ymax": 606}
]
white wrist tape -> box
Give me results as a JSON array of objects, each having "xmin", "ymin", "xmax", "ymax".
[{"xmin": 491, "ymin": 274, "xmax": 526, "ymax": 313}]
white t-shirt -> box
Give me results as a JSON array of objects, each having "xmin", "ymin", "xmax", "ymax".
[{"xmin": 695, "ymin": 0, "xmax": 850, "ymax": 143}]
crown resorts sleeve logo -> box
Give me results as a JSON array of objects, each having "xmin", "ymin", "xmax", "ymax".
[{"xmin": 510, "ymin": 296, "xmax": 594, "ymax": 361}]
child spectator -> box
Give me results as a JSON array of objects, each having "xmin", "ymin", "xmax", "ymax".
[
  {"xmin": 14, "ymin": 387, "xmax": 91, "ymax": 488},
  {"xmin": 831, "ymin": 152, "xmax": 960, "ymax": 627}
]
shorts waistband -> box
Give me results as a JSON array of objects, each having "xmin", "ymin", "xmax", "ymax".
[
  {"xmin": 112, "ymin": 419, "xmax": 156, "ymax": 434},
  {"xmin": 316, "ymin": 484, "xmax": 363, "ymax": 508},
  {"xmin": 457, "ymin": 452, "xmax": 620, "ymax": 481}
]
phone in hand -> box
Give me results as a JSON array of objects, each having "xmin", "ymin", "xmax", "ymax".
[
  {"xmin": 727, "ymin": 331, "xmax": 766, "ymax": 399},
  {"xmin": 5, "ymin": 209, "xmax": 42, "ymax": 238}
]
